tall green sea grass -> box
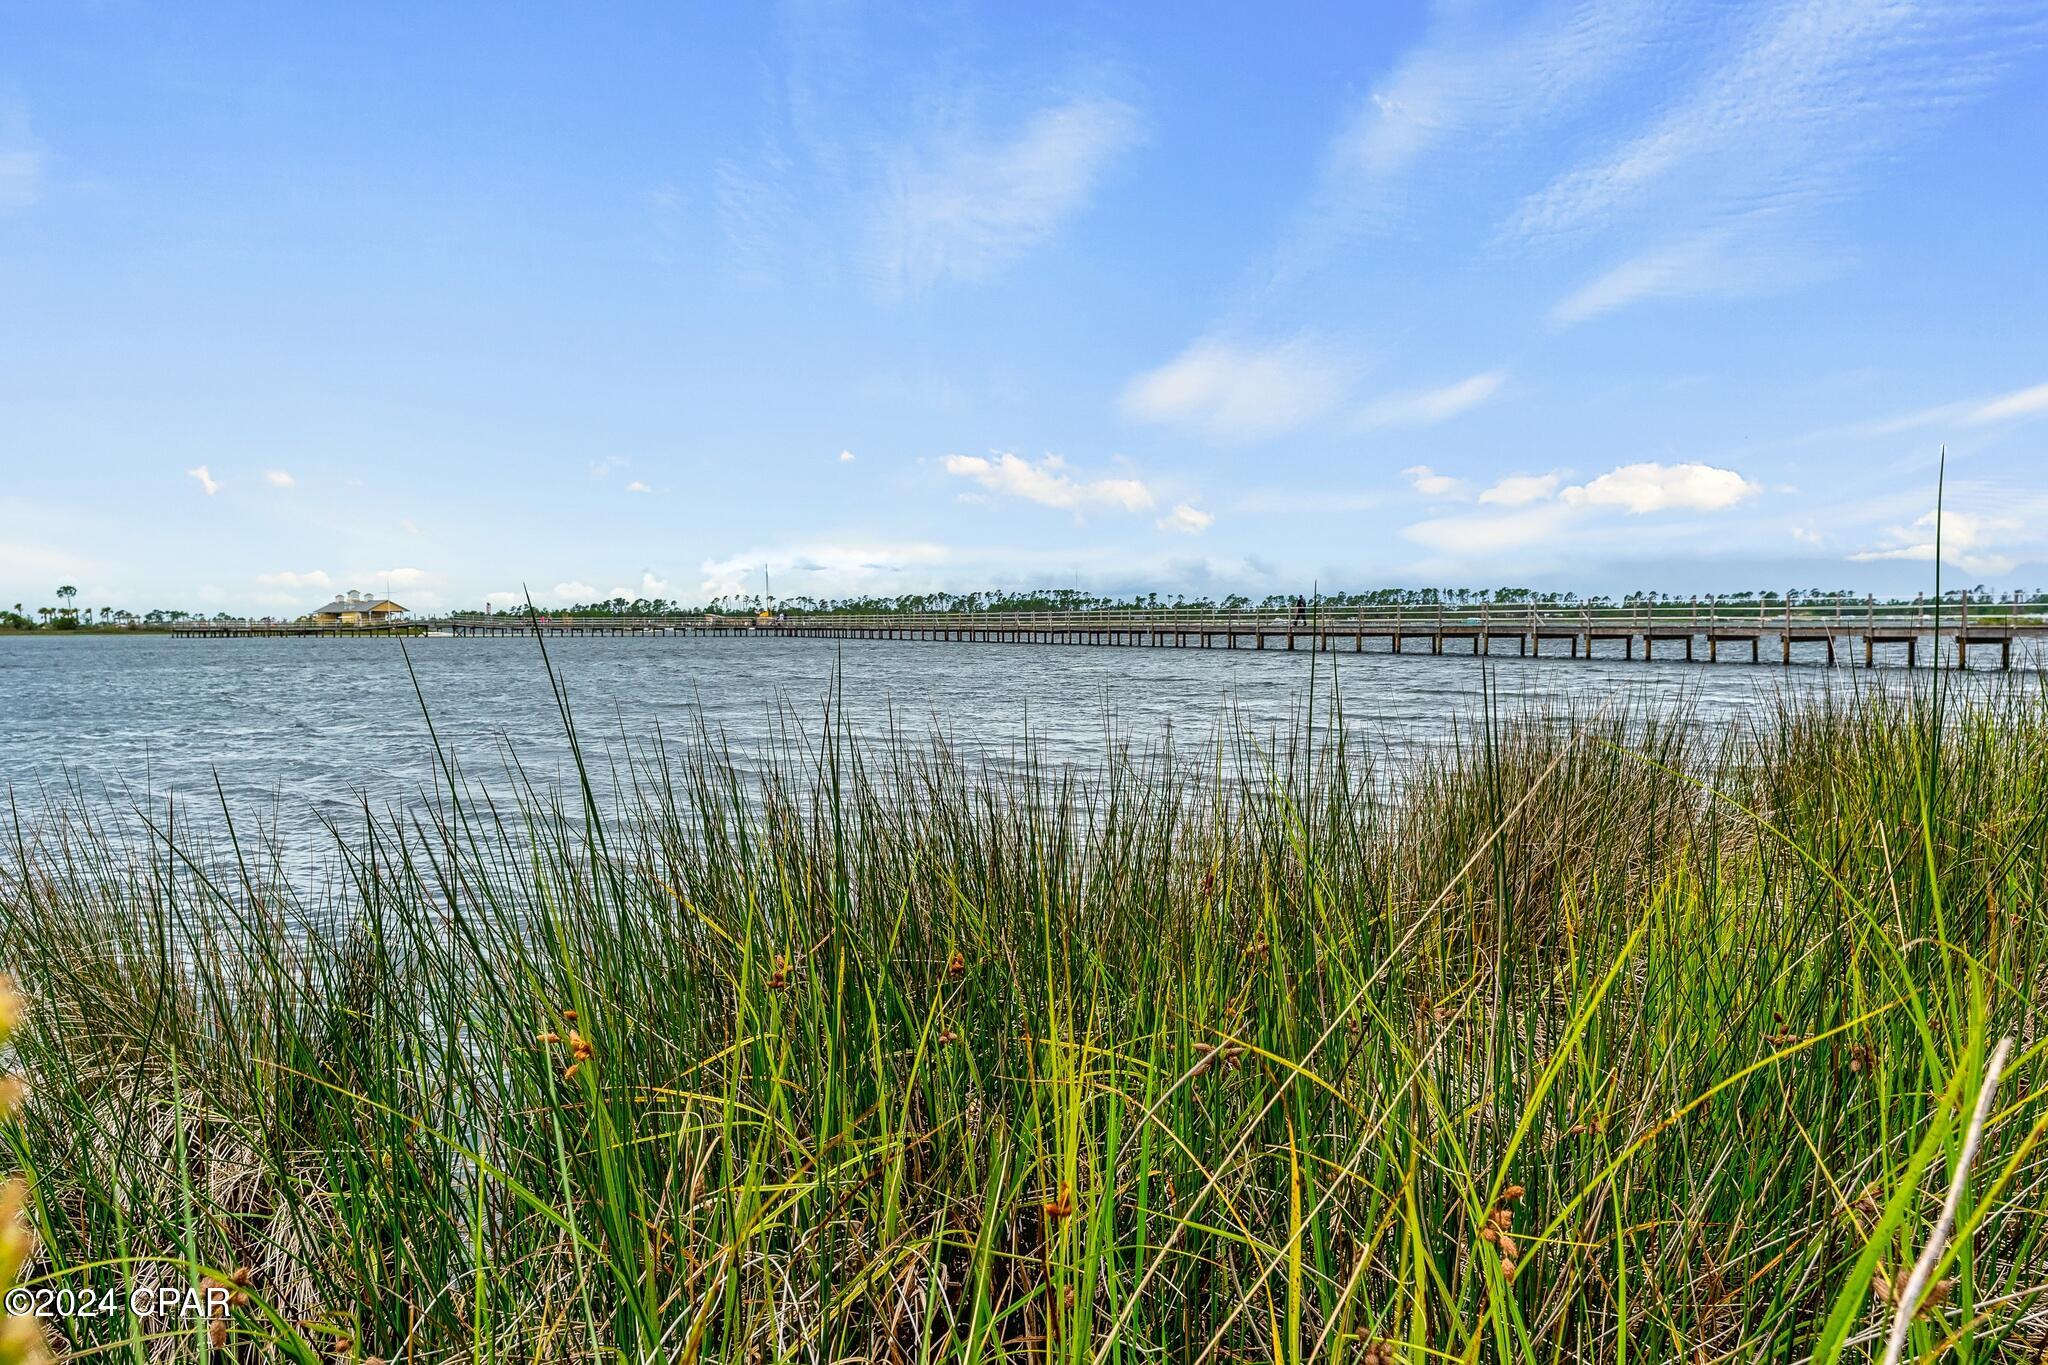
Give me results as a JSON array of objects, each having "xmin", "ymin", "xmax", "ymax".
[{"xmin": 2, "ymin": 670, "xmax": 2045, "ymax": 1362}]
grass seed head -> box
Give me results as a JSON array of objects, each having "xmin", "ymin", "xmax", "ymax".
[{"xmin": 1354, "ymin": 1334, "xmax": 1398, "ymax": 1364}]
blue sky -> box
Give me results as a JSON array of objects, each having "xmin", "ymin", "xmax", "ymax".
[{"xmin": 2, "ymin": 0, "xmax": 2045, "ymax": 615}]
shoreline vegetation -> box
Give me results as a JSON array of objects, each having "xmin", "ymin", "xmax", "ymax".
[
  {"xmin": 5, "ymin": 584, "xmax": 2041, "ymax": 633},
  {"xmin": 1, "ymin": 673, "xmax": 2046, "ymax": 1361}
]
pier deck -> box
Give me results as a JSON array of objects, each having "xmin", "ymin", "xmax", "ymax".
[{"xmin": 170, "ymin": 598, "xmax": 2048, "ymax": 670}]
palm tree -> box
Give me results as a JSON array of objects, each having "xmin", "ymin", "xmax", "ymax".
[{"xmin": 55, "ymin": 585, "xmax": 77, "ymax": 620}]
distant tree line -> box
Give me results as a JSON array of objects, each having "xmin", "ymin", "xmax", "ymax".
[
  {"xmin": 437, "ymin": 584, "xmax": 2041, "ymax": 621},
  {"xmin": 5, "ymin": 583, "xmax": 2041, "ymax": 631},
  {"xmin": 1, "ymin": 588, "xmax": 249, "ymax": 630}
]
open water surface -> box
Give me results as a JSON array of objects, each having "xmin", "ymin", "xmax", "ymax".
[{"xmin": 0, "ymin": 632, "xmax": 2017, "ymax": 851}]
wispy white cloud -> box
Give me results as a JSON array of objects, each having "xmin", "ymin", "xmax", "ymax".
[
  {"xmin": 1548, "ymin": 228, "xmax": 1824, "ymax": 325},
  {"xmin": 1559, "ymin": 461, "xmax": 1757, "ymax": 513},
  {"xmin": 942, "ymin": 452, "xmax": 1155, "ymax": 514},
  {"xmin": 524, "ymin": 571, "xmax": 678, "ymax": 604},
  {"xmin": 869, "ymin": 94, "xmax": 1143, "ymax": 294},
  {"xmin": 0, "ymin": 102, "xmax": 44, "ymax": 212},
  {"xmin": 1964, "ymin": 380, "xmax": 2048, "ymax": 425},
  {"xmin": 1404, "ymin": 502, "xmax": 1578, "ymax": 556},
  {"xmin": 263, "ymin": 470, "xmax": 296, "ymax": 488},
  {"xmin": 1402, "ymin": 465, "xmax": 1466, "ymax": 499},
  {"xmin": 1121, "ymin": 335, "xmax": 1353, "ymax": 442},
  {"xmin": 1515, "ymin": 2, "xmax": 2018, "ymax": 243},
  {"xmin": 250, "ymin": 566, "xmax": 441, "ymax": 611},
  {"xmin": 717, "ymin": 39, "xmax": 1142, "ymax": 298},
  {"xmin": 1234, "ymin": 488, "xmax": 1383, "ymax": 515},
  {"xmin": 256, "ymin": 569, "xmax": 332, "ymax": 591},
  {"xmin": 1283, "ymin": 0, "xmax": 1671, "ymax": 270},
  {"xmin": 1854, "ymin": 377, "xmax": 2048, "ymax": 437},
  {"xmin": 699, "ymin": 541, "xmax": 951, "ymax": 599},
  {"xmin": 1478, "ymin": 473, "xmax": 1563, "ymax": 507},
  {"xmin": 1521, "ymin": 0, "xmax": 2039, "ymax": 321},
  {"xmin": 186, "ymin": 466, "xmax": 221, "ymax": 496},
  {"xmin": 1156, "ymin": 503, "xmax": 1214, "ymax": 535},
  {"xmin": 626, "ymin": 480, "xmax": 653, "ymax": 494},
  {"xmin": 838, "ymin": 449, "xmax": 857, "ymax": 462},
  {"xmin": 714, "ymin": 149, "xmax": 806, "ymax": 288},
  {"xmin": 697, "ymin": 538, "xmax": 1283, "ymax": 601},
  {"xmin": 1355, "ymin": 371, "xmax": 1504, "ymax": 429}
]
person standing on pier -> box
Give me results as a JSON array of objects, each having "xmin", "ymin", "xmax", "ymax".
[{"xmin": 1291, "ymin": 595, "xmax": 1307, "ymax": 624}]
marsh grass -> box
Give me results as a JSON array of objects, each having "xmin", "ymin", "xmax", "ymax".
[{"xmin": 2, "ymin": 665, "xmax": 2046, "ymax": 1363}]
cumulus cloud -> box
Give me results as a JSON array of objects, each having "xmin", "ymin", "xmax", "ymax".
[
  {"xmin": 942, "ymin": 452, "xmax": 1155, "ymax": 514},
  {"xmin": 1121, "ymin": 336, "xmax": 1353, "ymax": 442},
  {"xmin": 1849, "ymin": 508, "xmax": 2024, "ymax": 576},
  {"xmin": 186, "ymin": 466, "xmax": 221, "ymax": 496},
  {"xmin": 626, "ymin": 480, "xmax": 653, "ymax": 494},
  {"xmin": 1559, "ymin": 461, "xmax": 1757, "ymax": 513},
  {"xmin": 1356, "ymin": 371, "xmax": 1505, "ymax": 429},
  {"xmin": 550, "ymin": 581, "xmax": 599, "ymax": 602},
  {"xmin": 371, "ymin": 567, "xmax": 431, "ymax": 587},
  {"xmin": 263, "ymin": 470, "xmax": 295, "ymax": 488},
  {"xmin": 1156, "ymin": 503, "xmax": 1214, "ymax": 535},
  {"xmin": 839, "ymin": 449, "xmax": 857, "ymax": 462},
  {"xmin": 1400, "ymin": 458, "xmax": 1765, "ymax": 567},
  {"xmin": 869, "ymin": 94, "xmax": 1143, "ymax": 294},
  {"xmin": 1478, "ymin": 473, "xmax": 1562, "ymax": 506},
  {"xmin": 1402, "ymin": 465, "xmax": 1466, "ymax": 498}
]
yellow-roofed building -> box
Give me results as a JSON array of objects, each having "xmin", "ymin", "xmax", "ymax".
[{"xmin": 309, "ymin": 592, "xmax": 409, "ymax": 625}]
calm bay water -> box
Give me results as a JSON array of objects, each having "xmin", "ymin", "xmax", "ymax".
[{"xmin": 0, "ymin": 632, "xmax": 1992, "ymax": 851}]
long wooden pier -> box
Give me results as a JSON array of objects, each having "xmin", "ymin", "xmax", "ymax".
[{"xmin": 170, "ymin": 598, "xmax": 2048, "ymax": 669}]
